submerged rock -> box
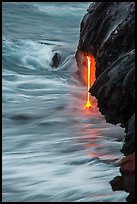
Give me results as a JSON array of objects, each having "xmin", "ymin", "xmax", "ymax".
[
  {"xmin": 76, "ymin": 2, "xmax": 135, "ymax": 201},
  {"xmin": 51, "ymin": 52, "xmax": 61, "ymax": 68},
  {"xmin": 110, "ymin": 152, "xmax": 135, "ymax": 202}
]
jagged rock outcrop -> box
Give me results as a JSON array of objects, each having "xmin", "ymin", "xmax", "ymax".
[{"xmin": 75, "ymin": 2, "xmax": 135, "ymax": 202}]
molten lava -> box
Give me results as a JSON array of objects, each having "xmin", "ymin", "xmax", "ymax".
[{"xmin": 84, "ymin": 55, "xmax": 95, "ymax": 109}]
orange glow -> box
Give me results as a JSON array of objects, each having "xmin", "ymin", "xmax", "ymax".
[{"xmin": 84, "ymin": 55, "xmax": 95, "ymax": 109}]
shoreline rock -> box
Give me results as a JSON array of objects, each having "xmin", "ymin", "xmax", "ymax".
[{"xmin": 75, "ymin": 2, "xmax": 135, "ymax": 201}]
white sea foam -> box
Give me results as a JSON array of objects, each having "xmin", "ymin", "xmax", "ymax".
[{"xmin": 3, "ymin": 38, "xmax": 55, "ymax": 70}]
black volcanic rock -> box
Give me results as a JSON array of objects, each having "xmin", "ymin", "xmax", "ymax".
[
  {"xmin": 77, "ymin": 2, "xmax": 135, "ymax": 78},
  {"xmin": 110, "ymin": 152, "xmax": 135, "ymax": 202},
  {"xmin": 76, "ymin": 2, "xmax": 135, "ymax": 202},
  {"xmin": 51, "ymin": 53, "xmax": 61, "ymax": 68}
]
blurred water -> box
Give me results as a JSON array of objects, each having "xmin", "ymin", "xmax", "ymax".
[{"xmin": 2, "ymin": 2, "xmax": 127, "ymax": 202}]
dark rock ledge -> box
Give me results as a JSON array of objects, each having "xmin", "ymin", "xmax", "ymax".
[{"xmin": 75, "ymin": 2, "xmax": 135, "ymax": 202}]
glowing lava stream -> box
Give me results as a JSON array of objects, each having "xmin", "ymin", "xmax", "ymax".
[{"xmin": 84, "ymin": 56, "xmax": 92, "ymax": 109}]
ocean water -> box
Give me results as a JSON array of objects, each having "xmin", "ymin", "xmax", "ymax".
[{"xmin": 2, "ymin": 2, "xmax": 127, "ymax": 202}]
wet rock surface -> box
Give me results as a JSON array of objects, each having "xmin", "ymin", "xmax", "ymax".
[
  {"xmin": 110, "ymin": 152, "xmax": 135, "ymax": 202},
  {"xmin": 76, "ymin": 2, "xmax": 135, "ymax": 202},
  {"xmin": 51, "ymin": 52, "xmax": 61, "ymax": 68}
]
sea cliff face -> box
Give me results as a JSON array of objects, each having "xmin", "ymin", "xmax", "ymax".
[{"xmin": 75, "ymin": 2, "xmax": 135, "ymax": 202}]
